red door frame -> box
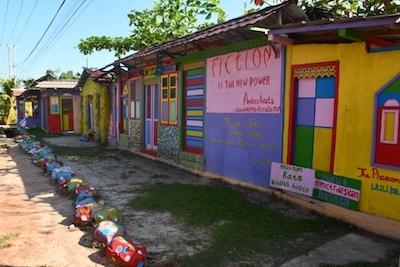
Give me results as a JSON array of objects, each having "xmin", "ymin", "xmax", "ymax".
[
  {"xmin": 287, "ymin": 61, "xmax": 340, "ymax": 173},
  {"xmin": 375, "ymin": 106, "xmax": 400, "ymax": 166}
]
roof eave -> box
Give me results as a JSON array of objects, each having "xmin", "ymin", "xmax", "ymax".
[{"xmin": 269, "ymin": 15, "xmax": 400, "ymax": 35}]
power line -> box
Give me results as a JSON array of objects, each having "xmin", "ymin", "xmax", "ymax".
[
  {"xmin": 19, "ymin": 0, "xmax": 84, "ymax": 69},
  {"xmin": 8, "ymin": 0, "xmax": 24, "ymax": 44},
  {"xmin": 16, "ymin": 0, "xmax": 67, "ymax": 66},
  {"xmin": 18, "ymin": 0, "xmax": 94, "ymax": 77},
  {"xmin": 0, "ymin": 0, "xmax": 10, "ymax": 45},
  {"xmin": 14, "ymin": 0, "xmax": 39, "ymax": 44},
  {"xmin": 18, "ymin": 0, "xmax": 86, "ymax": 74}
]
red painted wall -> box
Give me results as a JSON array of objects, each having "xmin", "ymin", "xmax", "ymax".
[{"xmin": 46, "ymin": 97, "xmax": 62, "ymax": 134}]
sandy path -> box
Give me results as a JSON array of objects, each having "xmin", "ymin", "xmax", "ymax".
[{"xmin": 0, "ymin": 146, "xmax": 109, "ymax": 267}]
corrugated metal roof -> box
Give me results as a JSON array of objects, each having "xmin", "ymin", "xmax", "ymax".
[
  {"xmin": 12, "ymin": 88, "xmax": 26, "ymax": 97},
  {"xmin": 19, "ymin": 89, "xmax": 41, "ymax": 98},
  {"xmin": 35, "ymin": 80, "xmax": 78, "ymax": 89},
  {"xmin": 117, "ymin": 1, "xmax": 307, "ymax": 67},
  {"xmin": 268, "ymin": 13, "xmax": 400, "ymax": 44},
  {"xmin": 77, "ymin": 68, "xmax": 112, "ymax": 87}
]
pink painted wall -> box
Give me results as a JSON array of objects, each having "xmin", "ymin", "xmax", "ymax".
[{"xmin": 206, "ymin": 45, "xmax": 282, "ymax": 114}]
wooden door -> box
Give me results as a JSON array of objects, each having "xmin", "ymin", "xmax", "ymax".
[
  {"xmin": 145, "ymin": 84, "xmax": 158, "ymax": 150},
  {"xmin": 61, "ymin": 97, "xmax": 73, "ymax": 131}
]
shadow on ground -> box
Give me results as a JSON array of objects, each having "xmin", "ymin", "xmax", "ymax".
[{"xmin": 5, "ymin": 135, "xmax": 400, "ymax": 267}]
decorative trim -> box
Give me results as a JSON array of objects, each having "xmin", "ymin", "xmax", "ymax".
[
  {"xmin": 380, "ymin": 109, "xmax": 399, "ymax": 144},
  {"xmin": 183, "ymin": 61, "xmax": 205, "ymax": 71},
  {"xmin": 287, "ymin": 61, "xmax": 340, "ymax": 173},
  {"xmin": 371, "ymin": 73, "xmax": 400, "ymax": 168},
  {"xmin": 293, "ymin": 65, "xmax": 336, "ymax": 79}
]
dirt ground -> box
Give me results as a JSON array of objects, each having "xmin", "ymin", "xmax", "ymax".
[
  {"xmin": 1, "ymin": 135, "xmax": 400, "ymax": 267},
  {"xmin": 0, "ymin": 143, "xmax": 110, "ymax": 267}
]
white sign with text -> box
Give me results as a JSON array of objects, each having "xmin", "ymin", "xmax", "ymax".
[{"xmin": 270, "ymin": 162, "xmax": 316, "ymax": 197}]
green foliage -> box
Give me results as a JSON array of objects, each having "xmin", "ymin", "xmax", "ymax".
[
  {"xmin": 22, "ymin": 79, "xmax": 36, "ymax": 89},
  {"xmin": 0, "ymin": 78, "xmax": 19, "ymax": 96},
  {"xmin": 130, "ymin": 183, "xmax": 351, "ymax": 266},
  {"xmin": 59, "ymin": 70, "xmax": 80, "ymax": 80},
  {"xmin": 78, "ymin": 0, "xmax": 225, "ymax": 57}
]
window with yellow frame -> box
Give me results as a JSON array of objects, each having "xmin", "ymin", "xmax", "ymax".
[{"xmin": 160, "ymin": 73, "xmax": 178, "ymax": 125}]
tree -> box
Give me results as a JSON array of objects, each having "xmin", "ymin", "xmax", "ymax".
[
  {"xmin": 23, "ymin": 79, "xmax": 36, "ymax": 89},
  {"xmin": 252, "ymin": 0, "xmax": 400, "ymax": 17},
  {"xmin": 0, "ymin": 78, "xmax": 18, "ymax": 125},
  {"xmin": 59, "ymin": 70, "xmax": 80, "ymax": 80},
  {"xmin": 0, "ymin": 78, "xmax": 18, "ymax": 96},
  {"xmin": 78, "ymin": 0, "xmax": 225, "ymax": 57}
]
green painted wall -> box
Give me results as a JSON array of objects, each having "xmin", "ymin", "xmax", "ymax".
[
  {"xmin": 79, "ymin": 78, "xmax": 110, "ymax": 143},
  {"xmin": 176, "ymin": 37, "xmax": 268, "ymax": 65}
]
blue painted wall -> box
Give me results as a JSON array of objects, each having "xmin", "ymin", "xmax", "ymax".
[{"xmin": 204, "ymin": 113, "xmax": 282, "ymax": 187}]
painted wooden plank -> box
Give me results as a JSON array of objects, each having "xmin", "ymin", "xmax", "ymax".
[
  {"xmin": 187, "ymin": 120, "xmax": 203, "ymax": 127},
  {"xmin": 186, "ymin": 116, "xmax": 203, "ymax": 121},
  {"xmin": 186, "ymin": 78, "xmax": 204, "ymax": 86},
  {"xmin": 186, "ymin": 95, "xmax": 204, "ymax": 100},
  {"xmin": 186, "ymin": 139, "xmax": 203, "ymax": 148},
  {"xmin": 186, "ymin": 85, "xmax": 204, "ymax": 91},
  {"xmin": 187, "ymin": 106, "xmax": 204, "ymax": 111},
  {"xmin": 187, "ymin": 110, "xmax": 203, "ymax": 116},
  {"xmin": 186, "ymin": 126, "xmax": 203, "ymax": 131},
  {"xmin": 186, "ymin": 99, "xmax": 204, "ymax": 107},
  {"xmin": 186, "ymin": 74, "xmax": 204, "ymax": 80},
  {"xmin": 186, "ymin": 68, "xmax": 205, "ymax": 76},
  {"xmin": 187, "ymin": 89, "xmax": 204, "ymax": 96},
  {"xmin": 187, "ymin": 130, "xmax": 203, "ymax": 137}
]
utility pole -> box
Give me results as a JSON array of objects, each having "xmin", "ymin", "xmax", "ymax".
[
  {"xmin": 7, "ymin": 44, "xmax": 15, "ymax": 78},
  {"xmin": 7, "ymin": 45, "xmax": 11, "ymax": 78}
]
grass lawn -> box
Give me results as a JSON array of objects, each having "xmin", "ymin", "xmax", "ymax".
[
  {"xmin": 130, "ymin": 183, "xmax": 352, "ymax": 266},
  {"xmin": 26, "ymin": 128, "xmax": 59, "ymax": 139},
  {"xmin": 49, "ymin": 145, "xmax": 111, "ymax": 158}
]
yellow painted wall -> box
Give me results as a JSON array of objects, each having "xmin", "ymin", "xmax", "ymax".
[
  {"xmin": 79, "ymin": 78, "xmax": 110, "ymax": 143},
  {"xmin": 284, "ymin": 42, "xmax": 400, "ymax": 221}
]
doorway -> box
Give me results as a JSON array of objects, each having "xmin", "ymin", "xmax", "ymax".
[
  {"xmin": 61, "ymin": 97, "xmax": 74, "ymax": 131},
  {"xmin": 145, "ymin": 84, "xmax": 158, "ymax": 151}
]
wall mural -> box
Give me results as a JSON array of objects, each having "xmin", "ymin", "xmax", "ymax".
[
  {"xmin": 158, "ymin": 125, "xmax": 180, "ymax": 162},
  {"xmin": 129, "ymin": 119, "xmax": 142, "ymax": 152},
  {"xmin": 204, "ymin": 45, "xmax": 283, "ymax": 187}
]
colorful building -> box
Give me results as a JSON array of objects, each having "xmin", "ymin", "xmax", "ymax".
[
  {"xmin": 78, "ymin": 68, "xmax": 112, "ymax": 143},
  {"xmin": 92, "ymin": 2, "xmax": 400, "ymax": 229},
  {"xmin": 267, "ymin": 14, "xmax": 400, "ymax": 222},
  {"xmin": 107, "ymin": 2, "xmax": 306, "ymax": 176},
  {"xmin": 36, "ymin": 80, "xmax": 80, "ymax": 134},
  {"xmin": 16, "ymin": 89, "xmax": 40, "ymax": 128}
]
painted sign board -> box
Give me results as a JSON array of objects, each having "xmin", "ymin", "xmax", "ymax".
[
  {"xmin": 313, "ymin": 171, "xmax": 361, "ymax": 210},
  {"xmin": 204, "ymin": 45, "xmax": 283, "ymax": 186},
  {"xmin": 270, "ymin": 162, "xmax": 316, "ymax": 197},
  {"xmin": 206, "ymin": 45, "xmax": 281, "ymax": 114}
]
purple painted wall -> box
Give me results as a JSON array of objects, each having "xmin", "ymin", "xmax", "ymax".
[
  {"xmin": 204, "ymin": 113, "xmax": 282, "ymax": 186},
  {"xmin": 204, "ymin": 45, "xmax": 284, "ymax": 187}
]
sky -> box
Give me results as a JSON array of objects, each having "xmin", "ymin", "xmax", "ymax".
[{"xmin": 0, "ymin": 0, "xmax": 254, "ymax": 81}]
